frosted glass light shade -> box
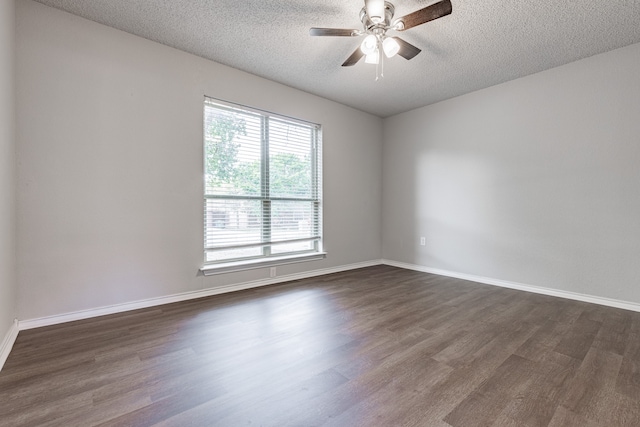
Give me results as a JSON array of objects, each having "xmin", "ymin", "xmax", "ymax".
[
  {"xmin": 360, "ymin": 34, "xmax": 378, "ymax": 55},
  {"xmin": 366, "ymin": 0, "xmax": 385, "ymax": 24},
  {"xmin": 382, "ymin": 37, "xmax": 400, "ymax": 58},
  {"xmin": 365, "ymin": 50, "xmax": 380, "ymax": 64}
]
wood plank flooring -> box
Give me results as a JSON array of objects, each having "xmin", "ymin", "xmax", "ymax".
[{"xmin": 1, "ymin": 265, "xmax": 640, "ymax": 426}]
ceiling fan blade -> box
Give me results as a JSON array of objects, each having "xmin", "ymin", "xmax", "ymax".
[
  {"xmin": 395, "ymin": 0, "xmax": 452, "ymax": 31},
  {"xmin": 392, "ymin": 37, "xmax": 422, "ymax": 60},
  {"xmin": 310, "ymin": 28, "xmax": 360, "ymax": 37},
  {"xmin": 342, "ymin": 48, "xmax": 365, "ymax": 66}
]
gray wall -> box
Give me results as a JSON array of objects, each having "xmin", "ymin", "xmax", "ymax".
[
  {"xmin": 383, "ymin": 42, "xmax": 640, "ymax": 304},
  {"xmin": 0, "ymin": 0, "xmax": 17, "ymax": 338},
  {"xmin": 16, "ymin": 0, "xmax": 382, "ymax": 320},
  {"xmin": 15, "ymin": 0, "xmax": 640, "ymax": 323}
]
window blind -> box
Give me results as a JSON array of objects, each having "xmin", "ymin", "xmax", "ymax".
[{"xmin": 204, "ymin": 97, "xmax": 322, "ymax": 264}]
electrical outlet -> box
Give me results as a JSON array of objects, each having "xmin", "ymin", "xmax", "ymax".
[
  {"xmin": 270, "ymin": 267, "xmax": 276, "ymax": 277},
  {"xmin": 420, "ymin": 237, "xmax": 426, "ymax": 246}
]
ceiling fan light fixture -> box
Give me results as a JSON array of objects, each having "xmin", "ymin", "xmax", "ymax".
[
  {"xmin": 366, "ymin": 0, "xmax": 385, "ymax": 24},
  {"xmin": 382, "ymin": 37, "xmax": 400, "ymax": 58},
  {"xmin": 365, "ymin": 50, "xmax": 380, "ymax": 64},
  {"xmin": 360, "ymin": 34, "xmax": 378, "ymax": 55},
  {"xmin": 310, "ymin": 0, "xmax": 453, "ymax": 76},
  {"xmin": 391, "ymin": 20, "xmax": 405, "ymax": 31}
]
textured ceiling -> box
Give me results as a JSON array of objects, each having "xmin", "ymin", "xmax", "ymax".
[{"xmin": 33, "ymin": 0, "xmax": 640, "ymax": 117}]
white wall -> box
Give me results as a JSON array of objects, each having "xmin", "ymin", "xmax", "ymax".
[
  {"xmin": 16, "ymin": 0, "xmax": 382, "ymax": 321},
  {"xmin": 383, "ymin": 42, "xmax": 640, "ymax": 305},
  {"xmin": 0, "ymin": 0, "xmax": 17, "ymax": 339}
]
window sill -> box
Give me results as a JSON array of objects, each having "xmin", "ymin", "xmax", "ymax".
[{"xmin": 200, "ymin": 252, "xmax": 327, "ymax": 276}]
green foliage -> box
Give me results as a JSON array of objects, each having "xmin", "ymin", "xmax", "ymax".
[
  {"xmin": 233, "ymin": 153, "xmax": 311, "ymax": 197},
  {"xmin": 270, "ymin": 153, "xmax": 312, "ymax": 198},
  {"xmin": 205, "ymin": 111, "xmax": 312, "ymax": 198},
  {"xmin": 204, "ymin": 112, "xmax": 246, "ymax": 190},
  {"xmin": 233, "ymin": 160, "xmax": 261, "ymax": 195}
]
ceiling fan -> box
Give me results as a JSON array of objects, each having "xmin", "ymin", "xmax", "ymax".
[{"xmin": 310, "ymin": 0, "xmax": 452, "ymax": 71}]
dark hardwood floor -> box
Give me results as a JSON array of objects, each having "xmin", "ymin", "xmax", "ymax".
[{"xmin": 1, "ymin": 265, "xmax": 640, "ymax": 426}]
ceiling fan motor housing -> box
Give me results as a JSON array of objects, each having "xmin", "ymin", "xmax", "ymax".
[{"xmin": 360, "ymin": 1, "xmax": 396, "ymax": 31}]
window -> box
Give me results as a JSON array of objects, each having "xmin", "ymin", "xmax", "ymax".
[{"xmin": 202, "ymin": 97, "xmax": 323, "ymax": 273}]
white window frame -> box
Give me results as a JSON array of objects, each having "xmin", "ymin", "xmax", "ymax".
[{"xmin": 200, "ymin": 97, "xmax": 325, "ymax": 276}]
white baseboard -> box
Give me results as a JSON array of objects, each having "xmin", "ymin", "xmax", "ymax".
[
  {"xmin": 383, "ymin": 259, "xmax": 640, "ymax": 313},
  {"xmin": 0, "ymin": 319, "xmax": 19, "ymax": 372},
  {"xmin": 20, "ymin": 257, "xmax": 638, "ymax": 334},
  {"xmin": 18, "ymin": 260, "xmax": 383, "ymax": 331}
]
